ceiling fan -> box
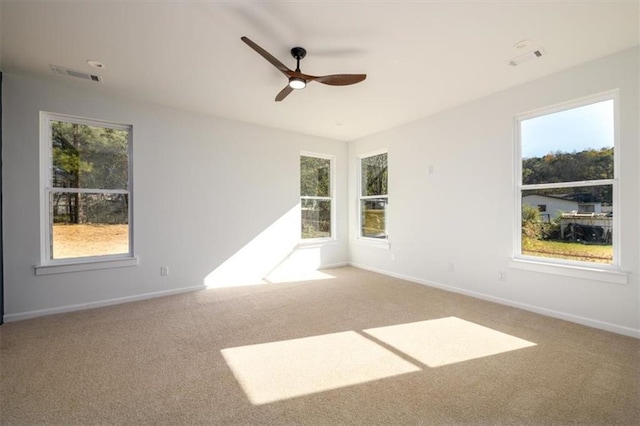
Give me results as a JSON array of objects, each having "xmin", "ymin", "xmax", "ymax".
[{"xmin": 241, "ymin": 36, "xmax": 367, "ymax": 102}]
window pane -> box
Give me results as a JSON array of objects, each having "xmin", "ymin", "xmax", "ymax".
[
  {"xmin": 52, "ymin": 121, "xmax": 129, "ymax": 190},
  {"xmin": 300, "ymin": 156, "xmax": 330, "ymax": 197},
  {"xmin": 51, "ymin": 192, "xmax": 129, "ymax": 259},
  {"xmin": 301, "ymin": 199, "xmax": 331, "ymax": 239},
  {"xmin": 521, "ymin": 100, "xmax": 614, "ymax": 184},
  {"xmin": 521, "ymin": 185, "xmax": 612, "ymax": 264},
  {"xmin": 361, "ymin": 153, "xmax": 388, "ymax": 196},
  {"xmin": 361, "ymin": 198, "xmax": 387, "ymax": 238}
]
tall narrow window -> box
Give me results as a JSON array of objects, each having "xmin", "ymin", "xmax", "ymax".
[
  {"xmin": 517, "ymin": 93, "xmax": 617, "ymax": 266},
  {"xmin": 41, "ymin": 113, "xmax": 132, "ymax": 262},
  {"xmin": 359, "ymin": 151, "xmax": 388, "ymax": 239},
  {"xmin": 300, "ymin": 153, "xmax": 333, "ymax": 239}
]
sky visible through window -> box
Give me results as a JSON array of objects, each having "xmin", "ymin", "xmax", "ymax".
[{"xmin": 521, "ymin": 99, "xmax": 614, "ymax": 159}]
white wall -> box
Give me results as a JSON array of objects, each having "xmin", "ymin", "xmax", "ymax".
[
  {"xmin": 3, "ymin": 74, "xmax": 348, "ymax": 320},
  {"xmin": 349, "ymin": 48, "xmax": 639, "ymax": 337}
]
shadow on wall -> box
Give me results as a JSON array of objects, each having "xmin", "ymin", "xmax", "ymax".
[{"xmin": 204, "ymin": 204, "xmax": 335, "ymax": 288}]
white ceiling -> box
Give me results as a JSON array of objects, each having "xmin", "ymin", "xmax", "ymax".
[{"xmin": 1, "ymin": 1, "xmax": 638, "ymax": 141}]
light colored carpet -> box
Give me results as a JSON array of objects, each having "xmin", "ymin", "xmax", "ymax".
[{"xmin": 1, "ymin": 266, "xmax": 639, "ymax": 425}]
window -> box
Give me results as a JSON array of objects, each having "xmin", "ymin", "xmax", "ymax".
[
  {"xmin": 40, "ymin": 113, "xmax": 133, "ymax": 267},
  {"xmin": 358, "ymin": 151, "xmax": 388, "ymax": 239},
  {"xmin": 300, "ymin": 153, "xmax": 333, "ymax": 239},
  {"xmin": 516, "ymin": 93, "xmax": 617, "ymax": 267}
]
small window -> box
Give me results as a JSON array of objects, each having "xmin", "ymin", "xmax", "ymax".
[
  {"xmin": 578, "ymin": 204, "xmax": 595, "ymax": 213},
  {"xmin": 41, "ymin": 113, "xmax": 133, "ymax": 263},
  {"xmin": 517, "ymin": 93, "xmax": 616, "ymax": 266},
  {"xmin": 300, "ymin": 153, "xmax": 334, "ymax": 239},
  {"xmin": 359, "ymin": 151, "xmax": 388, "ymax": 239}
]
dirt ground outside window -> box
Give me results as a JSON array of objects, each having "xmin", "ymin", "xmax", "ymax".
[{"xmin": 52, "ymin": 224, "xmax": 129, "ymax": 259}]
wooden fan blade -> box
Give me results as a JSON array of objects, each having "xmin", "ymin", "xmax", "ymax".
[
  {"xmin": 241, "ymin": 36, "xmax": 293, "ymax": 76},
  {"xmin": 313, "ymin": 74, "xmax": 367, "ymax": 86},
  {"xmin": 275, "ymin": 85, "xmax": 294, "ymax": 102}
]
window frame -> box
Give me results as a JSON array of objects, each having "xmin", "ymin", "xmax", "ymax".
[
  {"xmin": 36, "ymin": 112, "xmax": 137, "ymax": 275},
  {"xmin": 357, "ymin": 149, "xmax": 389, "ymax": 245},
  {"xmin": 513, "ymin": 90, "xmax": 623, "ymax": 279},
  {"xmin": 300, "ymin": 151, "xmax": 336, "ymax": 243}
]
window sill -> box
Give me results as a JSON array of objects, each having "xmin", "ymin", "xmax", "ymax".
[
  {"xmin": 354, "ymin": 237, "xmax": 390, "ymax": 249},
  {"xmin": 35, "ymin": 257, "xmax": 139, "ymax": 276},
  {"xmin": 297, "ymin": 238, "xmax": 338, "ymax": 248},
  {"xmin": 509, "ymin": 258, "xmax": 627, "ymax": 285}
]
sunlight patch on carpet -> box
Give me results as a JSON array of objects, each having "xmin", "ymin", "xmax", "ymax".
[
  {"xmin": 221, "ymin": 331, "xmax": 420, "ymax": 405},
  {"xmin": 363, "ymin": 317, "xmax": 536, "ymax": 368}
]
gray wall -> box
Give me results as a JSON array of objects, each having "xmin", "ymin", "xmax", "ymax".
[
  {"xmin": 349, "ymin": 48, "xmax": 639, "ymax": 337},
  {"xmin": 2, "ymin": 74, "xmax": 348, "ymax": 319},
  {"xmin": 0, "ymin": 0, "xmax": 3, "ymax": 325}
]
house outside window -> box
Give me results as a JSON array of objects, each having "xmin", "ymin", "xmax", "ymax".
[
  {"xmin": 358, "ymin": 151, "xmax": 388, "ymax": 239},
  {"xmin": 516, "ymin": 92, "xmax": 617, "ymax": 266},
  {"xmin": 40, "ymin": 113, "xmax": 133, "ymax": 265},
  {"xmin": 300, "ymin": 153, "xmax": 334, "ymax": 239}
]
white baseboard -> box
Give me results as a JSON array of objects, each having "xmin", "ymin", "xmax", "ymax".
[
  {"xmin": 3, "ymin": 284, "xmax": 205, "ymax": 323},
  {"xmin": 350, "ymin": 262, "xmax": 640, "ymax": 339}
]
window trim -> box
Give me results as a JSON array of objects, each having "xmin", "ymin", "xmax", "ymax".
[
  {"xmin": 37, "ymin": 112, "xmax": 136, "ymax": 273},
  {"xmin": 513, "ymin": 90, "xmax": 623, "ymax": 277},
  {"xmin": 357, "ymin": 149, "xmax": 389, "ymax": 246},
  {"xmin": 300, "ymin": 151, "xmax": 336, "ymax": 243}
]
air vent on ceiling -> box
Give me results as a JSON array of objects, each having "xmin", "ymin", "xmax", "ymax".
[
  {"xmin": 508, "ymin": 48, "xmax": 546, "ymax": 67},
  {"xmin": 50, "ymin": 64, "xmax": 102, "ymax": 82}
]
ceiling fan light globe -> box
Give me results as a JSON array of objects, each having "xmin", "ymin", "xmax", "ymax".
[{"xmin": 289, "ymin": 78, "xmax": 306, "ymax": 89}]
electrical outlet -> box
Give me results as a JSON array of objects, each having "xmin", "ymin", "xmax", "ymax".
[
  {"xmin": 448, "ymin": 263, "xmax": 455, "ymax": 272},
  {"xmin": 161, "ymin": 266, "xmax": 169, "ymax": 276},
  {"xmin": 390, "ymin": 253, "xmax": 396, "ymax": 261},
  {"xmin": 498, "ymin": 271, "xmax": 506, "ymax": 281}
]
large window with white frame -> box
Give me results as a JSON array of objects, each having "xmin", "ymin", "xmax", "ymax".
[
  {"xmin": 358, "ymin": 151, "xmax": 388, "ymax": 239},
  {"xmin": 40, "ymin": 112, "xmax": 133, "ymax": 264},
  {"xmin": 300, "ymin": 153, "xmax": 334, "ymax": 239},
  {"xmin": 516, "ymin": 92, "xmax": 617, "ymax": 267}
]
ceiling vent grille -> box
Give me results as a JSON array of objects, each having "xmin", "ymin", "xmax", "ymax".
[
  {"xmin": 508, "ymin": 48, "xmax": 546, "ymax": 67},
  {"xmin": 50, "ymin": 64, "xmax": 102, "ymax": 82}
]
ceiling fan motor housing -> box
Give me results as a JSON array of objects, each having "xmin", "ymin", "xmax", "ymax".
[{"xmin": 289, "ymin": 47, "xmax": 307, "ymax": 89}]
